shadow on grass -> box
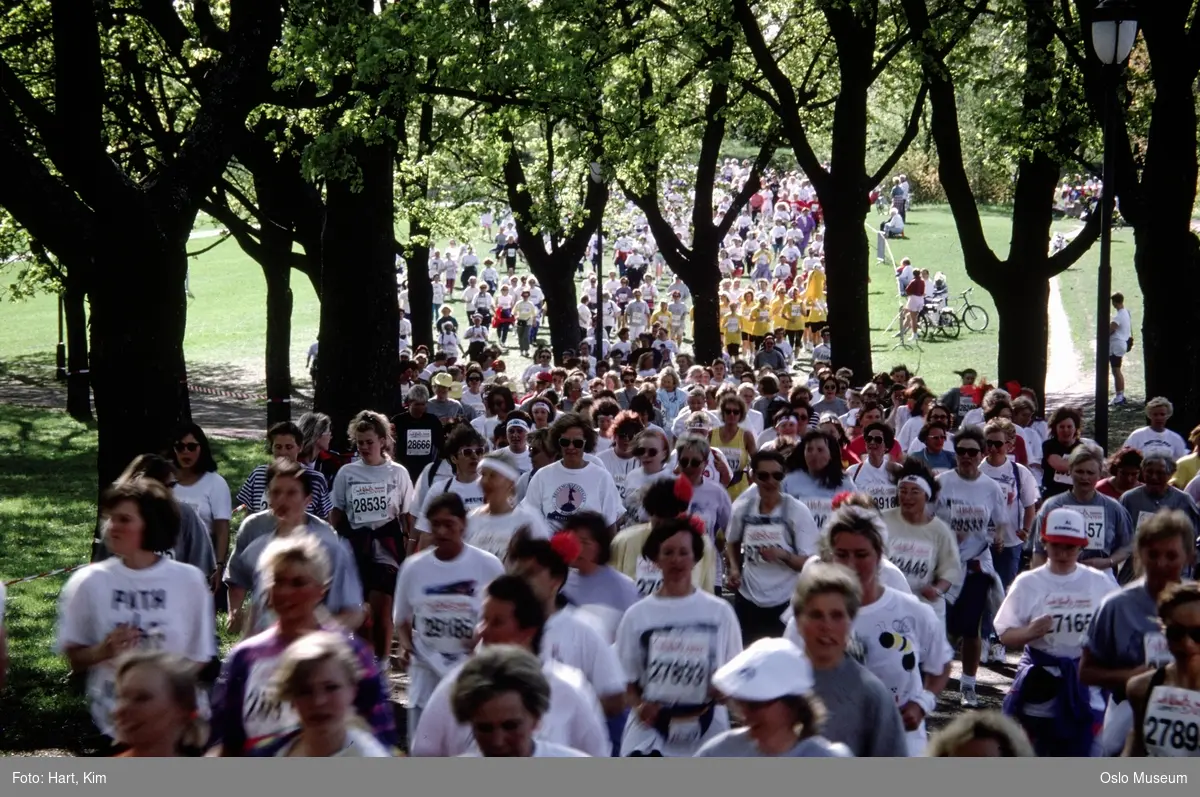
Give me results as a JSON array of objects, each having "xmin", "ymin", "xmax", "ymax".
[{"xmin": 0, "ymin": 405, "xmax": 266, "ymax": 753}]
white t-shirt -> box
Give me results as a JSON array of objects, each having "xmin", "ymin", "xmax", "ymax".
[
  {"xmin": 1124, "ymin": 426, "xmax": 1189, "ymax": 460},
  {"xmin": 459, "ymin": 740, "xmax": 591, "ymax": 757},
  {"xmin": 784, "ymin": 586, "xmax": 952, "ymax": 756},
  {"xmin": 543, "ymin": 607, "xmax": 627, "ymax": 698},
  {"xmin": 979, "ymin": 460, "xmax": 1040, "ymax": 546},
  {"xmin": 415, "ymin": 477, "xmax": 486, "ymax": 534},
  {"xmin": 411, "ymin": 656, "xmax": 608, "ymax": 757},
  {"xmin": 331, "ymin": 460, "xmax": 416, "ymax": 531},
  {"xmin": 391, "ymin": 546, "xmax": 505, "ymax": 708},
  {"xmin": 520, "ymin": 461, "xmax": 623, "ymax": 531},
  {"xmin": 935, "ymin": 470, "xmax": 1009, "ymax": 563},
  {"xmin": 596, "ymin": 449, "xmax": 641, "ymax": 502},
  {"xmin": 56, "ymin": 558, "xmax": 216, "ymax": 736},
  {"xmin": 1109, "ymin": 307, "xmax": 1132, "ymax": 355},
  {"xmin": 848, "ymin": 459, "xmax": 897, "ymax": 511},
  {"xmin": 993, "ymin": 565, "xmax": 1117, "ymax": 715},
  {"xmin": 615, "ymin": 589, "xmax": 742, "ymax": 756},
  {"xmin": 463, "ymin": 504, "xmax": 550, "ymax": 562},
  {"xmin": 172, "ymin": 471, "xmax": 232, "ymax": 533},
  {"xmin": 726, "ymin": 494, "xmax": 819, "ymax": 607}
]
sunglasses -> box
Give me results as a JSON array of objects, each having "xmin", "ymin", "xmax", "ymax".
[
  {"xmin": 468, "ymin": 376, "xmax": 482, "ymax": 382},
  {"xmin": 1165, "ymin": 624, "xmax": 1200, "ymax": 645},
  {"xmin": 754, "ymin": 470, "xmax": 785, "ymax": 482},
  {"xmin": 955, "ymin": 447, "xmax": 982, "ymax": 457},
  {"xmin": 558, "ymin": 438, "xmax": 586, "ymax": 449},
  {"xmin": 926, "ymin": 435, "xmax": 946, "ymax": 443},
  {"xmin": 723, "ymin": 407, "xmax": 742, "ymax": 416},
  {"xmin": 616, "ymin": 430, "xmax": 639, "ymax": 440},
  {"xmin": 634, "ymin": 447, "xmax": 660, "ymax": 457},
  {"xmin": 985, "ymin": 439, "xmax": 1007, "ymax": 449},
  {"xmin": 174, "ymin": 442, "xmax": 200, "ymax": 453},
  {"xmin": 866, "ymin": 435, "xmax": 885, "ymax": 445},
  {"xmin": 457, "ymin": 447, "xmax": 486, "ymax": 458},
  {"xmin": 679, "ymin": 457, "xmax": 704, "ymax": 469}
]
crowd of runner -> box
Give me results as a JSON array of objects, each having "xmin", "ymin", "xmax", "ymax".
[{"xmin": 10, "ymin": 164, "xmax": 1199, "ymax": 759}]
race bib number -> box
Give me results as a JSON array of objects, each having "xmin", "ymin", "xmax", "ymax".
[
  {"xmin": 1144, "ymin": 687, "xmax": 1200, "ymax": 757},
  {"xmin": 1054, "ymin": 471, "xmax": 1073, "ymax": 485},
  {"xmin": 419, "ymin": 596, "xmax": 477, "ymax": 655},
  {"xmin": 350, "ymin": 483, "xmax": 390, "ymax": 525},
  {"xmin": 804, "ymin": 498, "xmax": 833, "ymax": 530},
  {"xmin": 757, "ymin": 311, "xmax": 769, "ymax": 323},
  {"xmin": 644, "ymin": 629, "xmax": 711, "ymax": 705},
  {"xmin": 1070, "ymin": 505, "xmax": 1107, "ymax": 551},
  {"xmin": 629, "ymin": 311, "xmax": 645, "ymax": 325},
  {"xmin": 865, "ymin": 483, "xmax": 897, "ymax": 511},
  {"xmin": 1144, "ymin": 632, "xmax": 1173, "ymax": 667},
  {"xmin": 724, "ymin": 318, "xmax": 740, "ymax": 332},
  {"xmin": 888, "ymin": 538, "xmax": 936, "ymax": 588},
  {"xmin": 635, "ymin": 557, "xmax": 663, "ymax": 597},
  {"xmin": 741, "ymin": 522, "xmax": 787, "ymax": 566},
  {"xmin": 789, "ymin": 306, "xmax": 803, "ymax": 317},
  {"xmin": 667, "ymin": 718, "xmax": 703, "ymax": 747},
  {"xmin": 1043, "ymin": 593, "xmax": 1094, "ymax": 649},
  {"xmin": 949, "ymin": 503, "xmax": 988, "ymax": 538}
]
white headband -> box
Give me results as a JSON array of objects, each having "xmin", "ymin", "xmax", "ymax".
[
  {"xmin": 479, "ymin": 458, "xmax": 520, "ymax": 484},
  {"xmin": 898, "ymin": 475, "xmax": 932, "ymax": 499},
  {"xmin": 507, "ymin": 418, "xmax": 530, "ymax": 432}
]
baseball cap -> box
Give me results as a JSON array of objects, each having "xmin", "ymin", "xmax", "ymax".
[
  {"xmin": 432, "ymin": 373, "xmax": 454, "ymax": 388},
  {"xmin": 1042, "ymin": 508, "xmax": 1088, "ymax": 546},
  {"xmin": 536, "ymin": 372, "xmax": 553, "ymax": 383},
  {"xmin": 712, "ymin": 638, "xmax": 814, "ymax": 701}
]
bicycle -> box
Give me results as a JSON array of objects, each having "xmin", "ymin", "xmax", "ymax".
[{"xmin": 950, "ymin": 287, "xmax": 990, "ymax": 333}]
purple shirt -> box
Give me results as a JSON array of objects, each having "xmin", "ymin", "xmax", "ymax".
[{"xmin": 210, "ymin": 625, "xmax": 396, "ymax": 754}]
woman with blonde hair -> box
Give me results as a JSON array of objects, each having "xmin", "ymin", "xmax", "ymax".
[
  {"xmin": 112, "ymin": 651, "xmax": 208, "ymax": 757},
  {"xmin": 329, "ymin": 410, "xmax": 417, "ymax": 663},
  {"xmin": 925, "ymin": 711, "xmax": 1035, "ymax": 757},
  {"xmin": 250, "ymin": 631, "xmax": 393, "ymax": 757},
  {"xmin": 211, "ymin": 533, "xmax": 394, "ymax": 755},
  {"xmin": 711, "ymin": 393, "xmax": 757, "ymax": 501}
]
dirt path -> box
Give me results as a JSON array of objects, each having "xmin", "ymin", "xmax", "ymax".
[
  {"xmin": 0, "ymin": 372, "xmax": 266, "ymax": 439},
  {"xmin": 1045, "ymin": 275, "xmax": 1094, "ymax": 406}
]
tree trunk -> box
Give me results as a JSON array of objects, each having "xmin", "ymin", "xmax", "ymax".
[
  {"xmin": 316, "ymin": 140, "xmax": 399, "ymax": 449},
  {"xmin": 821, "ymin": 190, "xmax": 873, "ymax": 380},
  {"xmin": 263, "ymin": 255, "xmax": 293, "ymax": 427},
  {"xmin": 88, "ymin": 228, "xmax": 189, "ymax": 509},
  {"xmin": 406, "ymin": 215, "xmax": 434, "ymax": 352},
  {"xmin": 527, "ymin": 255, "xmax": 582, "ymax": 359},
  {"xmin": 680, "ymin": 240, "xmax": 723, "ymax": 364},
  {"xmin": 1129, "ymin": 48, "xmax": 1200, "ymax": 430},
  {"xmin": 993, "ymin": 277, "xmax": 1050, "ymax": 393},
  {"xmin": 63, "ymin": 285, "xmax": 92, "ymax": 421}
]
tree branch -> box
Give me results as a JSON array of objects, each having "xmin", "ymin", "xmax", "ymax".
[{"xmin": 868, "ymin": 84, "xmax": 928, "ymax": 188}]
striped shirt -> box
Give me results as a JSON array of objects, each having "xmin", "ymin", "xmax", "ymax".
[{"xmin": 236, "ymin": 463, "xmax": 331, "ymax": 518}]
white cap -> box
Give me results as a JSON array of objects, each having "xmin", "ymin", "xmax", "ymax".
[
  {"xmin": 712, "ymin": 638, "xmax": 814, "ymax": 701},
  {"xmin": 1042, "ymin": 507, "xmax": 1088, "ymax": 546}
]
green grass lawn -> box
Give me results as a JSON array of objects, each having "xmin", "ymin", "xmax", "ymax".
[
  {"xmin": 865, "ymin": 206, "xmax": 1141, "ymax": 396},
  {"xmin": 0, "ymin": 405, "xmax": 264, "ymax": 753}
]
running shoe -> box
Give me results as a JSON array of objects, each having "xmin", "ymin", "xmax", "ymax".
[
  {"xmin": 960, "ymin": 684, "xmax": 979, "ymax": 708},
  {"xmin": 990, "ymin": 642, "xmax": 1006, "ymax": 663}
]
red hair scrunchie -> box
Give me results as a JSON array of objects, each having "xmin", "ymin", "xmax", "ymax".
[
  {"xmin": 831, "ymin": 491, "xmax": 856, "ymax": 510},
  {"xmin": 549, "ymin": 531, "xmax": 582, "ymax": 565},
  {"xmin": 685, "ymin": 514, "xmax": 706, "ymax": 536},
  {"xmin": 673, "ymin": 475, "xmax": 695, "ymax": 504}
]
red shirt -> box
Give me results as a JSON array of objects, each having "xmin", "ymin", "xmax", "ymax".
[
  {"xmin": 906, "ymin": 278, "xmax": 925, "ymax": 296},
  {"xmin": 847, "ymin": 435, "xmax": 904, "ymax": 463}
]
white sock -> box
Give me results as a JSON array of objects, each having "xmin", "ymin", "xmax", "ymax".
[{"xmin": 960, "ymin": 674, "xmax": 976, "ymax": 689}]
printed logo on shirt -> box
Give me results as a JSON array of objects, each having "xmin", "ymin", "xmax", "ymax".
[{"xmin": 550, "ymin": 483, "xmax": 586, "ymax": 521}]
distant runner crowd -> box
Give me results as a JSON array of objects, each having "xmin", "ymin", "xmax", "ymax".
[{"xmin": 5, "ymin": 164, "xmax": 1198, "ymax": 759}]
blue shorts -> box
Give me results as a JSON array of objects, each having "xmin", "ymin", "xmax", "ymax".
[{"xmin": 947, "ymin": 571, "xmax": 991, "ymax": 639}]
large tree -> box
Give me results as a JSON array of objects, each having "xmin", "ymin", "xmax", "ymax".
[
  {"xmin": 1065, "ymin": 0, "xmax": 1200, "ymax": 432},
  {"xmin": 0, "ymin": 1, "xmax": 283, "ymax": 495},
  {"xmin": 614, "ymin": 11, "xmax": 776, "ymax": 364},
  {"xmin": 903, "ymin": 0, "xmax": 1101, "ymax": 399},
  {"xmin": 733, "ymin": 0, "xmax": 931, "ymax": 381}
]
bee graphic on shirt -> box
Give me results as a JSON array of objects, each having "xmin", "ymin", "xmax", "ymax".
[{"xmin": 878, "ymin": 631, "xmax": 917, "ymax": 672}]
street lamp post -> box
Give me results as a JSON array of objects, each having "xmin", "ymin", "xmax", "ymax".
[{"xmin": 1090, "ymin": 0, "xmax": 1138, "ymax": 453}]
